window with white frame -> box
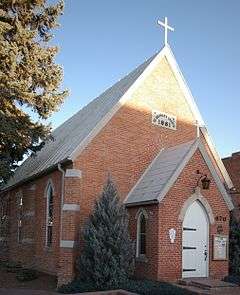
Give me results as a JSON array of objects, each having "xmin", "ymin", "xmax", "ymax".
[
  {"xmin": 17, "ymin": 192, "xmax": 23, "ymax": 243},
  {"xmin": 46, "ymin": 184, "xmax": 54, "ymax": 247},
  {"xmin": 136, "ymin": 211, "xmax": 147, "ymax": 257}
]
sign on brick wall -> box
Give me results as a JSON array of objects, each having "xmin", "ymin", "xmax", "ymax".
[{"xmin": 152, "ymin": 110, "xmax": 177, "ymax": 130}]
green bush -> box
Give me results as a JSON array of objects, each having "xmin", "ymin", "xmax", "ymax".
[
  {"xmin": 58, "ymin": 280, "xmax": 96, "ymax": 294},
  {"xmin": 224, "ymin": 275, "xmax": 240, "ymax": 286},
  {"xmin": 16, "ymin": 269, "xmax": 38, "ymax": 282},
  {"xmin": 5, "ymin": 261, "xmax": 22, "ymax": 273},
  {"xmin": 58, "ymin": 279, "xmax": 195, "ymax": 295}
]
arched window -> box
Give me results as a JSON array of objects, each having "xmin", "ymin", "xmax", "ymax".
[
  {"xmin": 16, "ymin": 192, "xmax": 23, "ymax": 243},
  {"xmin": 136, "ymin": 211, "xmax": 147, "ymax": 257},
  {"xmin": 46, "ymin": 183, "xmax": 54, "ymax": 247}
]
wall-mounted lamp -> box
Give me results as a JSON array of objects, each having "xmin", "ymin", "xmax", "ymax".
[
  {"xmin": 196, "ymin": 170, "xmax": 211, "ymax": 190},
  {"xmin": 229, "ymin": 187, "xmax": 240, "ymax": 195}
]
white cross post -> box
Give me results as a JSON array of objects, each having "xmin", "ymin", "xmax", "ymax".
[
  {"xmin": 195, "ymin": 120, "xmax": 200, "ymax": 138},
  {"xmin": 157, "ymin": 17, "xmax": 174, "ymax": 46}
]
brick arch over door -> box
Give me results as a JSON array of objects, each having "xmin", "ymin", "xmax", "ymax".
[{"xmin": 178, "ymin": 187, "xmax": 215, "ymax": 225}]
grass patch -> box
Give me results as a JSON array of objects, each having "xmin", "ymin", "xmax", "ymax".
[{"xmin": 58, "ymin": 278, "xmax": 195, "ymax": 295}]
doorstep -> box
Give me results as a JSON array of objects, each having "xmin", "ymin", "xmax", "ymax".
[
  {"xmin": 179, "ymin": 278, "xmax": 237, "ymax": 290},
  {"xmin": 178, "ymin": 278, "xmax": 240, "ymax": 295}
]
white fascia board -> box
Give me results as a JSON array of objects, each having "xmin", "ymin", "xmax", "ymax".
[
  {"xmin": 156, "ymin": 139, "xmax": 234, "ymax": 211},
  {"xmin": 60, "ymin": 240, "xmax": 76, "ymax": 248},
  {"xmin": 165, "ymin": 45, "xmax": 233, "ymax": 189},
  {"xmin": 157, "ymin": 140, "xmax": 199, "ymax": 202},
  {"xmin": 200, "ymin": 127, "xmax": 234, "ymax": 189},
  {"xmin": 198, "ymin": 142, "xmax": 234, "ymax": 211},
  {"xmin": 62, "ymin": 204, "xmax": 80, "ymax": 211},
  {"xmin": 124, "ymin": 148, "xmax": 165, "ymax": 204},
  {"xmin": 164, "ymin": 45, "xmax": 205, "ymax": 127},
  {"xmin": 69, "ymin": 47, "xmax": 169, "ymax": 161}
]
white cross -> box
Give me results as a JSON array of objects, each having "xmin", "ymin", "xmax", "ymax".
[{"xmin": 157, "ymin": 17, "xmax": 174, "ymax": 46}]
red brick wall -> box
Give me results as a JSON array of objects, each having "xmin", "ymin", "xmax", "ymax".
[
  {"xmin": 127, "ymin": 150, "xmax": 229, "ymax": 282},
  {"xmin": 4, "ymin": 169, "xmax": 62, "ymax": 275}
]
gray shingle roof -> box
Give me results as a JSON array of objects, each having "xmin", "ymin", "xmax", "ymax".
[
  {"xmin": 124, "ymin": 140, "xmax": 196, "ymax": 205},
  {"xmin": 4, "ymin": 53, "xmax": 158, "ymax": 190}
]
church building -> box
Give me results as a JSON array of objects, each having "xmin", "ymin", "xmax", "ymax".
[{"xmin": 0, "ymin": 19, "xmax": 235, "ymax": 286}]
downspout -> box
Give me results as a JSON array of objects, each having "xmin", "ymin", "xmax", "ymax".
[{"xmin": 58, "ymin": 163, "xmax": 65, "ymax": 244}]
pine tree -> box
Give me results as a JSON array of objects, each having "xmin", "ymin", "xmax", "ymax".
[
  {"xmin": 0, "ymin": 0, "xmax": 68, "ymax": 184},
  {"xmin": 77, "ymin": 177, "xmax": 135, "ymax": 289}
]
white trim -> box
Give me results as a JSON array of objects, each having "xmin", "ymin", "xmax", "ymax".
[
  {"xmin": 65, "ymin": 169, "xmax": 82, "ymax": 178},
  {"xmin": 198, "ymin": 142, "xmax": 234, "ymax": 210},
  {"xmin": 164, "ymin": 45, "xmax": 204, "ymax": 127},
  {"xmin": 135, "ymin": 208, "xmax": 149, "ymax": 220},
  {"xmin": 60, "ymin": 240, "xmax": 76, "ymax": 248},
  {"xmin": 136, "ymin": 211, "xmax": 147, "ymax": 258},
  {"xmin": 44, "ymin": 179, "xmax": 55, "ymax": 198},
  {"xmin": 157, "ymin": 140, "xmax": 234, "ymax": 211},
  {"xmin": 179, "ymin": 187, "xmax": 215, "ymax": 224},
  {"xmin": 45, "ymin": 182, "xmax": 54, "ymax": 247},
  {"xmin": 22, "ymin": 238, "xmax": 34, "ymax": 244},
  {"xmin": 163, "ymin": 46, "xmax": 233, "ymax": 189},
  {"xmin": 200, "ymin": 127, "xmax": 233, "ymax": 189},
  {"xmin": 124, "ymin": 149, "xmax": 164, "ymax": 204},
  {"xmin": 157, "ymin": 140, "xmax": 199, "ymax": 202},
  {"xmin": 62, "ymin": 204, "xmax": 80, "ymax": 211}
]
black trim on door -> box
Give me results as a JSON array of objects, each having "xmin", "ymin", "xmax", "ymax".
[
  {"xmin": 183, "ymin": 227, "xmax": 197, "ymax": 231},
  {"xmin": 183, "ymin": 246, "xmax": 197, "ymax": 250}
]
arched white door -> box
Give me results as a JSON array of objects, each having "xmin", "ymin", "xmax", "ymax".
[{"xmin": 182, "ymin": 201, "xmax": 209, "ymax": 278}]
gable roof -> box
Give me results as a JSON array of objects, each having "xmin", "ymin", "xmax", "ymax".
[
  {"xmin": 4, "ymin": 53, "xmax": 158, "ymax": 190},
  {"xmin": 124, "ymin": 139, "xmax": 234, "ymax": 211},
  {"xmin": 3, "ymin": 45, "xmax": 233, "ymax": 191}
]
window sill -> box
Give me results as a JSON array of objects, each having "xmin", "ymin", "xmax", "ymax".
[{"xmin": 136, "ymin": 255, "xmax": 148, "ymax": 263}]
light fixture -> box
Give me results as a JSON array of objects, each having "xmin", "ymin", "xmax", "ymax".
[{"xmin": 196, "ymin": 170, "xmax": 211, "ymax": 190}]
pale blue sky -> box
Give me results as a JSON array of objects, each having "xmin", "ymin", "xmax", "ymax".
[{"xmin": 48, "ymin": 0, "xmax": 240, "ymax": 158}]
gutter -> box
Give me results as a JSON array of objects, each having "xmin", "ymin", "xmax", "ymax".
[
  {"xmin": 57, "ymin": 163, "xmax": 65, "ymax": 244},
  {"xmin": 1, "ymin": 158, "xmax": 72, "ymax": 193},
  {"xmin": 125, "ymin": 199, "xmax": 159, "ymax": 208}
]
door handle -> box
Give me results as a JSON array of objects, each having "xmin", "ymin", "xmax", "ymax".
[{"xmin": 204, "ymin": 249, "xmax": 208, "ymax": 261}]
